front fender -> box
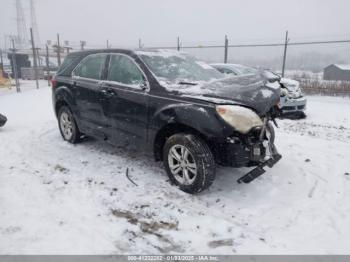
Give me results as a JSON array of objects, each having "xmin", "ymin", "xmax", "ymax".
[{"xmin": 150, "ymin": 103, "xmax": 233, "ymax": 141}]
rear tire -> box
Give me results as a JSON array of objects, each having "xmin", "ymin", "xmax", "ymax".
[
  {"xmin": 57, "ymin": 106, "xmax": 81, "ymax": 144},
  {"xmin": 163, "ymin": 133, "xmax": 216, "ymax": 194}
]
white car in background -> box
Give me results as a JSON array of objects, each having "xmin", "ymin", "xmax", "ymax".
[{"xmin": 211, "ymin": 63, "xmax": 307, "ymax": 118}]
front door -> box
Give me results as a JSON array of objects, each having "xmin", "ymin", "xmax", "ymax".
[
  {"xmin": 72, "ymin": 53, "xmax": 108, "ymax": 135},
  {"xmin": 100, "ymin": 53, "xmax": 149, "ymax": 148}
]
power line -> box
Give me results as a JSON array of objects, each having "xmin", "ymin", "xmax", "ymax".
[{"xmin": 170, "ymin": 39, "xmax": 350, "ymax": 49}]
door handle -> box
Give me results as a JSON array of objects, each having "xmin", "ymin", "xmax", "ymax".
[{"xmin": 101, "ymin": 88, "xmax": 115, "ymax": 97}]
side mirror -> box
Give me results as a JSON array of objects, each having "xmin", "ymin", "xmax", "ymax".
[
  {"xmin": 139, "ymin": 76, "xmax": 149, "ymax": 91},
  {"xmin": 140, "ymin": 80, "xmax": 148, "ymax": 91}
]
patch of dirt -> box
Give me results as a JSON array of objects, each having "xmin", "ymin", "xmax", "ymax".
[
  {"xmin": 111, "ymin": 209, "xmax": 178, "ymax": 231},
  {"xmin": 111, "ymin": 209, "xmax": 182, "ymax": 253},
  {"xmin": 54, "ymin": 164, "xmax": 69, "ymax": 174},
  {"xmin": 140, "ymin": 220, "xmax": 178, "ymax": 233},
  {"xmin": 111, "ymin": 210, "xmax": 138, "ymax": 225},
  {"xmin": 208, "ymin": 238, "xmax": 234, "ymax": 248},
  {"xmin": 0, "ymin": 226, "xmax": 21, "ymax": 234}
]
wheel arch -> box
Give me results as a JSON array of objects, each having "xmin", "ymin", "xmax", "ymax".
[
  {"xmin": 153, "ymin": 122, "xmax": 213, "ymax": 161},
  {"xmin": 54, "ymin": 86, "xmax": 76, "ymax": 117},
  {"xmin": 55, "ymin": 99, "xmax": 69, "ymax": 116}
]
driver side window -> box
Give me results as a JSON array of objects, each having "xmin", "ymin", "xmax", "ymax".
[{"xmin": 108, "ymin": 54, "xmax": 145, "ymax": 87}]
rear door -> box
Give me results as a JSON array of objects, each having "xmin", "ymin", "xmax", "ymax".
[
  {"xmin": 100, "ymin": 53, "xmax": 149, "ymax": 148},
  {"xmin": 72, "ymin": 53, "xmax": 108, "ymax": 134}
]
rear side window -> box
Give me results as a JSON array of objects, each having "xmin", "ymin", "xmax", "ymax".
[
  {"xmin": 107, "ymin": 54, "xmax": 144, "ymax": 86},
  {"xmin": 56, "ymin": 55, "xmax": 81, "ymax": 76},
  {"xmin": 74, "ymin": 54, "xmax": 107, "ymax": 80}
]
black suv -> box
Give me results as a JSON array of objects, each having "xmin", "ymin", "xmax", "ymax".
[{"xmin": 52, "ymin": 49, "xmax": 281, "ymax": 193}]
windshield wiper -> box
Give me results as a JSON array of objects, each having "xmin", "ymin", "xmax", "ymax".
[{"xmin": 177, "ymin": 81, "xmax": 198, "ymax": 86}]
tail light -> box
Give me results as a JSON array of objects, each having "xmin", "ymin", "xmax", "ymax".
[{"xmin": 50, "ymin": 78, "xmax": 57, "ymax": 88}]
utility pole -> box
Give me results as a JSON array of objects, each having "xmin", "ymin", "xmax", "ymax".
[
  {"xmin": 106, "ymin": 39, "xmax": 109, "ymax": 49},
  {"xmin": 35, "ymin": 48, "xmax": 41, "ymax": 66},
  {"xmin": 30, "ymin": 27, "xmax": 39, "ymax": 89},
  {"xmin": 64, "ymin": 47, "xmax": 72, "ymax": 54},
  {"xmin": 177, "ymin": 36, "xmax": 180, "ymax": 51},
  {"xmin": 80, "ymin": 41, "xmax": 86, "ymax": 50},
  {"xmin": 0, "ymin": 49, "xmax": 4, "ymax": 74},
  {"xmin": 63, "ymin": 40, "xmax": 71, "ymax": 53},
  {"xmin": 11, "ymin": 39, "xmax": 20, "ymax": 92},
  {"xmin": 224, "ymin": 35, "xmax": 228, "ymax": 63},
  {"xmin": 138, "ymin": 38, "xmax": 142, "ymax": 49},
  {"xmin": 282, "ymin": 30, "xmax": 289, "ymax": 77},
  {"xmin": 45, "ymin": 44, "xmax": 50, "ymax": 86},
  {"xmin": 30, "ymin": 0, "xmax": 40, "ymax": 46},
  {"xmin": 56, "ymin": 33, "xmax": 61, "ymax": 66}
]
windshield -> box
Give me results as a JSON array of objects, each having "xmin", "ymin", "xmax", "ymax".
[{"xmin": 136, "ymin": 50, "xmax": 223, "ymax": 84}]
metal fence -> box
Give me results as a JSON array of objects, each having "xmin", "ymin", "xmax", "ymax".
[{"xmin": 1, "ymin": 31, "xmax": 350, "ymax": 94}]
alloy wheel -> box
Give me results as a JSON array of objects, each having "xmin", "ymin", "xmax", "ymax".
[
  {"xmin": 60, "ymin": 112, "xmax": 74, "ymax": 140},
  {"xmin": 168, "ymin": 144, "xmax": 197, "ymax": 185}
]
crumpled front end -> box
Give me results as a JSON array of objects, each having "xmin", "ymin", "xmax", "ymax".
[
  {"xmin": 215, "ymin": 118, "xmax": 278, "ymax": 163},
  {"xmin": 213, "ymin": 112, "xmax": 282, "ymax": 183}
]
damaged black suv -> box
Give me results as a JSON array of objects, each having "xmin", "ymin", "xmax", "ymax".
[{"xmin": 52, "ymin": 49, "xmax": 282, "ymax": 194}]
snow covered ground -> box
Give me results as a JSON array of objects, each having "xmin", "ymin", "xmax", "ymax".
[{"xmin": 0, "ymin": 81, "xmax": 350, "ymax": 254}]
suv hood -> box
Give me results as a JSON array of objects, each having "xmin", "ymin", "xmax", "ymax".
[{"xmin": 166, "ymin": 73, "xmax": 281, "ymax": 114}]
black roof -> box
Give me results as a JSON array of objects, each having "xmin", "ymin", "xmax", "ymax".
[
  {"xmin": 67, "ymin": 48, "xmax": 173, "ymax": 56},
  {"xmin": 67, "ymin": 48, "xmax": 136, "ymax": 56}
]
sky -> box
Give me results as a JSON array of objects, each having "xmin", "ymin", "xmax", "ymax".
[
  {"xmin": 1, "ymin": 0, "xmax": 350, "ymax": 70},
  {"xmin": 1, "ymin": 0, "xmax": 350, "ymax": 48}
]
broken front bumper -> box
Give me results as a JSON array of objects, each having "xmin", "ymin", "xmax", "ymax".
[
  {"xmin": 237, "ymin": 121, "xmax": 282, "ymax": 183},
  {"xmin": 237, "ymin": 153, "xmax": 282, "ymax": 183}
]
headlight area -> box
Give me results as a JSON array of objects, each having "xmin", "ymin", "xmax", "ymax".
[
  {"xmin": 216, "ymin": 105, "xmax": 263, "ymax": 134},
  {"xmin": 214, "ymin": 105, "xmax": 276, "ymax": 168}
]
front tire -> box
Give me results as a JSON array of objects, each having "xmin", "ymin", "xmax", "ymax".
[
  {"xmin": 57, "ymin": 106, "xmax": 81, "ymax": 144},
  {"xmin": 163, "ymin": 133, "xmax": 216, "ymax": 194}
]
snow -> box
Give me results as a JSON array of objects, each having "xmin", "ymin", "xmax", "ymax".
[
  {"xmin": 260, "ymin": 89, "xmax": 274, "ymax": 98},
  {"xmin": 1, "ymin": 81, "xmax": 350, "ymax": 254},
  {"xmin": 265, "ymin": 80, "xmax": 281, "ymax": 90},
  {"xmin": 136, "ymin": 49, "xmax": 187, "ymax": 59},
  {"xmin": 195, "ymin": 61, "xmax": 215, "ymax": 70},
  {"xmin": 280, "ymin": 78, "xmax": 298, "ymax": 85},
  {"xmin": 334, "ymin": 64, "xmax": 350, "ymax": 71}
]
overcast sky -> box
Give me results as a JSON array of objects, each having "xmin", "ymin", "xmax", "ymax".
[{"xmin": 1, "ymin": 0, "xmax": 350, "ymax": 49}]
